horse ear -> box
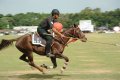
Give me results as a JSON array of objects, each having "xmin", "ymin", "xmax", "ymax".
[{"xmin": 73, "ymin": 24, "xmax": 77, "ymax": 28}]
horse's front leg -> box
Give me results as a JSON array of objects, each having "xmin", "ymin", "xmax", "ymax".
[
  {"xmin": 40, "ymin": 57, "xmax": 57, "ymax": 69},
  {"xmin": 50, "ymin": 57, "xmax": 57, "ymax": 68},
  {"xmin": 59, "ymin": 54, "xmax": 69, "ymax": 73}
]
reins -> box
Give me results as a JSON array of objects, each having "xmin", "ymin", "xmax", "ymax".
[{"xmin": 42, "ymin": 33, "xmax": 71, "ymax": 46}]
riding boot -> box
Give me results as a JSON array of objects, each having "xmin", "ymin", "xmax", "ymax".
[{"xmin": 45, "ymin": 40, "xmax": 54, "ymax": 57}]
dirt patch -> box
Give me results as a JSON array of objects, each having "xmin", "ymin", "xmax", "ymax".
[
  {"xmin": 76, "ymin": 55, "xmax": 95, "ymax": 58},
  {"xmin": 65, "ymin": 69, "xmax": 113, "ymax": 74},
  {"xmin": 80, "ymin": 59, "xmax": 97, "ymax": 62},
  {"xmin": 82, "ymin": 69, "xmax": 113, "ymax": 74},
  {"xmin": 82, "ymin": 63, "xmax": 104, "ymax": 67},
  {"xmin": 8, "ymin": 68, "xmax": 113, "ymax": 75},
  {"xmin": 1, "ymin": 69, "xmax": 114, "ymax": 80},
  {"xmin": 11, "ymin": 70, "xmax": 40, "ymax": 75}
]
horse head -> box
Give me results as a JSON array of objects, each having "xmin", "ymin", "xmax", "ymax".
[{"xmin": 64, "ymin": 24, "xmax": 87, "ymax": 42}]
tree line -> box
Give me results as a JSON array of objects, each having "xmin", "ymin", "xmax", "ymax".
[{"xmin": 0, "ymin": 7, "xmax": 120, "ymax": 29}]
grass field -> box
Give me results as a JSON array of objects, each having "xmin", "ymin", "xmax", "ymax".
[{"xmin": 0, "ymin": 33, "xmax": 120, "ymax": 80}]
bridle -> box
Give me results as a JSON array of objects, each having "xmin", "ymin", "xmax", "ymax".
[
  {"xmin": 64, "ymin": 27, "xmax": 85, "ymax": 39},
  {"xmin": 55, "ymin": 27, "xmax": 85, "ymax": 46}
]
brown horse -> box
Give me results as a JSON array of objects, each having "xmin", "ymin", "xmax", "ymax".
[{"xmin": 0, "ymin": 24, "xmax": 87, "ymax": 74}]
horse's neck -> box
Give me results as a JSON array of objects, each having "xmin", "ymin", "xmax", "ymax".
[
  {"xmin": 54, "ymin": 36, "xmax": 70, "ymax": 45},
  {"xmin": 63, "ymin": 28, "xmax": 72, "ymax": 37},
  {"xmin": 63, "ymin": 28, "xmax": 73, "ymax": 34},
  {"xmin": 62, "ymin": 37, "xmax": 70, "ymax": 44}
]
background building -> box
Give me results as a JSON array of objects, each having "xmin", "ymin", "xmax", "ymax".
[{"xmin": 79, "ymin": 20, "xmax": 94, "ymax": 32}]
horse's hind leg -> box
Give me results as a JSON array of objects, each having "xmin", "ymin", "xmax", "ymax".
[
  {"xmin": 16, "ymin": 47, "xmax": 29, "ymax": 63},
  {"xmin": 19, "ymin": 54, "xmax": 29, "ymax": 62},
  {"xmin": 27, "ymin": 52, "xmax": 45, "ymax": 74},
  {"xmin": 20, "ymin": 53, "xmax": 35, "ymax": 70}
]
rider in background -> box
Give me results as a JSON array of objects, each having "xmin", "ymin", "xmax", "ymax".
[{"xmin": 37, "ymin": 9, "xmax": 65, "ymax": 57}]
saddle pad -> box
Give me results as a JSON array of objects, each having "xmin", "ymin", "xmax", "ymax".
[{"xmin": 32, "ymin": 34, "xmax": 46, "ymax": 47}]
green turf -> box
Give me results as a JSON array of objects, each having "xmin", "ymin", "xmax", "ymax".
[{"xmin": 0, "ymin": 33, "xmax": 120, "ymax": 80}]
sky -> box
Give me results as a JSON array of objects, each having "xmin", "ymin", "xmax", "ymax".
[{"xmin": 0, "ymin": 0, "xmax": 120, "ymax": 15}]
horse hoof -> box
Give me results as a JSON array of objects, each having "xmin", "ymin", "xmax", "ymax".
[
  {"xmin": 60, "ymin": 68, "xmax": 64, "ymax": 74},
  {"xmin": 48, "ymin": 66, "xmax": 54, "ymax": 69},
  {"xmin": 31, "ymin": 66, "xmax": 35, "ymax": 70},
  {"xmin": 40, "ymin": 64, "xmax": 48, "ymax": 69},
  {"xmin": 42, "ymin": 72, "xmax": 46, "ymax": 74},
  {"xmin": 42, "ymin": 70, "xmax": 47, "ymax": 74}
]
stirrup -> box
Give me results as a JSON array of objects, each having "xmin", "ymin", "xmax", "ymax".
[{"xmin": 46, "ymin": 53, "xmax": 55, "ymax": 57}]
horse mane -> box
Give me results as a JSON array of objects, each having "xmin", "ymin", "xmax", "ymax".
[{"xmin": 62, "ymin": 24, "xmax": 79, "ymax": 34}]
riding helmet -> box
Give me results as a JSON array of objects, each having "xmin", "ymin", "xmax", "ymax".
[{"xmin": 51, "ymin": 9, "xmax": 60, "ymax": 16}]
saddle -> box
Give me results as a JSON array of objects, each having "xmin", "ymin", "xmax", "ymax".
[
  {"xmin": 32, "ymin": 32, "xmax": 62, "ymax": 47},
  {"xmin": 32, "ymin": 32, "xmax": 46, "ymax": 47}
]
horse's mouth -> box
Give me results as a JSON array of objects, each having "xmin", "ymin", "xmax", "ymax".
[{"xmin": 81, "ymin": 38, "xmax": 87, "ymax": 42}]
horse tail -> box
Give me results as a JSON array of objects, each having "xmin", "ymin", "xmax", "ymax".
[{"xmin": 0, "ymin": 38, "xmax": 17, "ymax": 50}]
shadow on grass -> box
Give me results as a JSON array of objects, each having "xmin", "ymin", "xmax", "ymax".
[{"xmin": 17, "ymin": 73, "xmax": 69, "ymax": 79}]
